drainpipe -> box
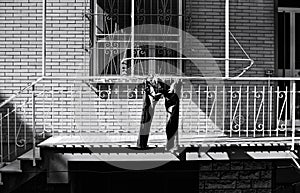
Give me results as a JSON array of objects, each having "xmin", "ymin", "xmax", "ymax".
[
  {"xmin": 42, "ymin": 0, "xmax": 46, "ymax": 77},
  {"xmin": 225, "ymin": 0, "xmax": 230, "ymax": 78},
  {"xmin": 131, "ymin": 0, "xmax": 135, "ymax": 76}
]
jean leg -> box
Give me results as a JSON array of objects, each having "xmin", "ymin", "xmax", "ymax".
[
  {"xmin": 165, "ymin": 93, "xmax": 180, "ymax": 150},
  {"xmin": 137, "ymin": 93, "xmax": 157, "ymax": 148}
]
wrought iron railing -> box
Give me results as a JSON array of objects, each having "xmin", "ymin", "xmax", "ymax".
[{"xmin": 1, "ymin": 77, "xmax": 300, "ymax": 166}]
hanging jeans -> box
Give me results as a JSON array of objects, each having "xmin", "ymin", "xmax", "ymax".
[{"xmin": 137, "ymin": 79, "xmax": 180, "ymax": 150}]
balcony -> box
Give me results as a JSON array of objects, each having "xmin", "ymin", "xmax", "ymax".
[{"xmin": 1, "ymin": 77, "xmax": 300, "ymax": 165}]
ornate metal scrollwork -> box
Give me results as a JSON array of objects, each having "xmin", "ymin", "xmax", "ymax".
[
  {"xmin": 136, "ymin": 6, "xmax": 145, "ymax": 22},
  {"xmin": 99, "ymin": 90, "xmax": 111, "ymax": 99},
  {"xmin": 182, "ymin": 91, "xmax": 191, "ymax": 99},
  {"xmin": 104, "ymin": 42, "xmax": 119, "ymax": 55},
  {"xmin": 207, "ymin": 91, "xmax": 216, "ymax": 100},
  {"xmin": 134, "ymin": 46, "xmax": 146, "ymax": 57},
  {"xmin": 104, "ymin": 14, "xmax": 118, "ymax": 22},
  {"xmin": 127, "ymin": 89, "xmax": 137, "ymax": 99},
  {"xmin": 231, "ymin": 90, "xmax": 240, "ymax": 99},
  {"xmin": 276, "ymin": 90, "xmax": 287, "ymax": 131},
  {"xmin": 253, "ymin": 87, "xmax": 265, "ymax": 133},
  {"xmin": 157, "ymin": 48, "xmax": 173, "ymax": 56},
  {"xmin": 255, "ymin": 123, "xmax": 264, "ymax": 132},
  {"xmin": 254, "ymin": 90, "xmax": 263, "ymax": 99},
  {"xmin": 278, "ymin": 91, "xmax": 286, "ymax": 99},
  {"xmin": 16, "ymin": 139, "xmax": 26, "ymax": 148},
  {"xmin": 277, "ymin": 120, "xmax": 286, "ymax": 131},
  {"xmin": 233, "ymin": 115, "xmax": 245, "ymax": 126},
  {"xmin": 159, "ymin": 14, "xmax": 171, "ymax": 22}
]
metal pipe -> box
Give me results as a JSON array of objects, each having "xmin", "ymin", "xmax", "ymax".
[
  {"xmin": 32, "ymin": 85, "xmax": 36, "ymax": 167},
  {"xmin": 96, "ymin": 33, "xmax": 181, "ymax": 37},
  {"xmin": 262, "ymin": 86, "xmax": 265, "ymax": 137},
  {"xmin": 42, "ymin": 84, "xmax": 45, "ymax": 138},
  {"xmin": 229, "ymin": 86, "xmax": 233, "ymax": 137},
  {"xmin": 14, "ymin": 104, "xmax": 17, "ymax": 156},
  {"xmin": 0, "ymin": 77, "xmax": 44, "ymax": 109},
  {"xmin": 93, "ymin": 0, "xmax": 98, "ymax": 75},
  {"xmin": 276, "ymin": 86, "xmax": 280, "ymax": 137},
  {"xmin": 42, "ymin": 0, "xmax": 46, "ymax": 76},
  {"xmin": 238, "ymin": 86, "xmax": 242, "ymax": 137},
  {"xmin": 24, "ymin": 108, "xmax": 26, "ymax": 150},
  {"xmin": 292, "ymin": 82, "xmax": 296, "ymax": 150},
  {"xmin": 285, "ymin": 86, "xmax": 288, "ymax": 137},
  {"xmin": 178, "ymin": 0, "xmax": 183, "ymax": 75},
  {"xmin": 131, "ymin": 0, "xmax": 135, "ymax": 76},
  {"xmin": 253, "ymin": 86, "xmax": 257, "ymax": 138},
  {"xmin": 246, "ymin": 86, "xmax": 249, "ymax": 137},
  {"xmin": 44, "ymin": 76, "xmax": 300, "ymax": 81},
  {"xmin": 0, "ymin": 113, "xmax": 3, "ymax": 163},
  {"xmin": 197, "ymin": 85, "xmax": 201, "ymax": 135},
  {"xmin": 7, "ymin": 108, "xmax": 10, "ymax": 161},
  {"xmin": 269, "ymin": 86, "xmax": 273, "ymax": 137},
  {"xmin": 205, "ymin": 86, "xmax": 209, "ymax": 134},
  {"xmin": 222, "ymin": 86, "xmax": 225, "ymax": 134},
  {"xmin": 225, "ymin": 0, "xmax": 230, "ymax": 77},
  {"xmin": 51, "ymin": 87, "xmax": 54, "ymax": 136},
  {"xmin": 121, "ymin": 57, "xmax": 252, "ymax": 63}
]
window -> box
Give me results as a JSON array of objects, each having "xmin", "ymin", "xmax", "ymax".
[
  {"xmin": 90, "ymin": 0, "xmax": 183, "ymax": 76},
  {"xmin": 278, "ymin": 9, "xmax": 300, "ymax": 75},
  {"xmin": 278, "ymin": 8, "xmax": 300, "ymax": 122}
]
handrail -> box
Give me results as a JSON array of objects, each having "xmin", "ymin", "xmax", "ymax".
[
  {"xmin": 43, "ymin": 75, "xmax": 300, "ymax": 81},
  {"xmin": 120, "ymin": 57, "xmax": 254, "ymax": 78},
  {"xmin": 0, "ymin": 89, "xmax": 46, "ymax": 121},
  {"xmin": 2, "ymin": 75, "xmax": 300, "ymax": 112},
  {"xmin": 0, "ymin": 77, "xmax": 44, "ymax": 109}
]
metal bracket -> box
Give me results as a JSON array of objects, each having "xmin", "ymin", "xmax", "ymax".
[{"xmin": 288, "ymin": 150, "xmax": 300, "ymax": 169}]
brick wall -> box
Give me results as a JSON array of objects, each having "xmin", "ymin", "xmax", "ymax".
[
  {"xmin": 184, "ymin": 0, "xmax": 277, "ymax": 136},
  {"xmin": 185, "ymin": 0, "xmax": 275, "ymax": 77},
  {"xmin": 0, "ymin": 0, "xmax": 89, "ymax": 100},
  {"xmin": 0, "ymin": 0, "xmax": 90, "ymax": 157},
  {"xmin": 199, "ymin": 160, "xmax": 273, "ymax": 193}
]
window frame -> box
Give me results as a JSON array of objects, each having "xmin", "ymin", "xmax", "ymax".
[{"xmin": 90, "ymin": 0, "xmax": 184, "ymax": 77}]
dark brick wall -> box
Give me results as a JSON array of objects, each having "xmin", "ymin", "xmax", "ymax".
[
  {"xmin": 199, "ymin": 161, "xmax": 273, "ymax": 193},
  {"xmin": 185, "ymin": 0, "xmax": 275, "ymax": 77}
]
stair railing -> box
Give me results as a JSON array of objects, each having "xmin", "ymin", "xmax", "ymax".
[{"xmin": 0, "ymin": 77, "xmax": 44, "ymax": 166}]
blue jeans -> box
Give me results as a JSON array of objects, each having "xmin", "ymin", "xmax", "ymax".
[{"xmin": 137, "ymin": 80, "xmax": 180, "ymax": 150}]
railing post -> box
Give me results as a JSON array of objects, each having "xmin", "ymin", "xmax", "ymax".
[
  {"xmin": 14, "ymin": 103, "xmax": 17, "ymax": 156},
  {"xmin": 7, "ymin": 108, "xmax": 10, "ymax": 161},
  {"xmin": 24, "ymin": 107, "xmax": 26, "ymax": 150},
  {"xmin": 292, "ymin": 82, "xmax": 296, "ymax": 151},
  {"xmin": 0, "ymin": 113, "xmax": 3, "ymax": 164},
  {"xmin": 32, "ymin": 85, "xmax": 36, "ymax": 167}
]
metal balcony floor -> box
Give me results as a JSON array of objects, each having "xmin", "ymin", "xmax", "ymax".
[{"xmin": 38, "ymin": 134, "xmax": 298, "ymax": 148}]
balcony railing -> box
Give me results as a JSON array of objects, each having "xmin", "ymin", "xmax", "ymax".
[{"xmin": 0, "ymin": 77, "xmax": 300, "ymax": 165}]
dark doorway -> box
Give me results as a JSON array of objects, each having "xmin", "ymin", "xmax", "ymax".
[{"xmin": 69, "ymin": 161, "xmax": 199, "ymax": 193}]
